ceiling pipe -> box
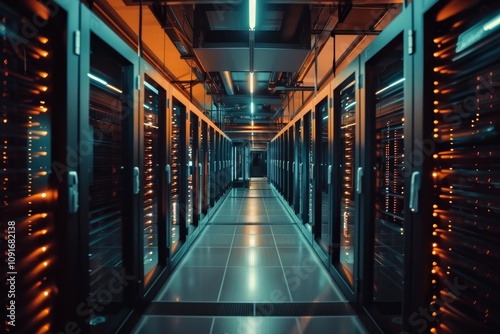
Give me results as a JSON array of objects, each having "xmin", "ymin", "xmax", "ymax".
[
  {"xmin": 275, "ymin": 86, "xmax": 315, "ymax": 91},
  {"xmin": 271, "ymin": 106, "xmax": 283, "ymax": 120},
  {"xmin": 220, "ymin": 71, "xmax": 235, "ymax": 95}
]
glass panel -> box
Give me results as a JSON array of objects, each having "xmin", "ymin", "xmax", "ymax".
[
  {"xmin": 301, "ymin": 116, "xmax": 310, "ymax": 224},
  {"xmin": 298, "ymin": 120, "xmax": 303, "ymax": 220},
  {"xmin": 208, "ymin": 127, "xmax": 214, "ymax": 208},
  {"xmin": 308, "ymin": 113, "xmax": 314, "ymax": 227},
  {"xmin": 431, "ymin": 7, "xmax": 500, "ymax": 332},
  {"xmin": 170, "ymin": 103, "xmax": 181, "ymax": 252},
  {"xmin": 88, "ymin": 35, "xmax": 129, "ymax": 316},
  {"xmin": 338, "ymin": 80, "xmax": 356, "ymax": 284},
  {"xmin": 319, "ymin": 99, "xmax": 330, "ymax": 251},
  {"xmin": 372, "ymin": 45, "xmax": 405, "ymax": 304},
  {"xmin": 143, "ymin": 79, "xmax": 160, "ymax": 281},
  {"xmin": 288, "ymin": 129, "xmax": 294, "ymax": 206},
  {"xmin": 187, "ymin": 112, "xmax": 195, "ymax": 228},
  {"xmin": 200, "ymin": 121, "xmax": 207, "ymax": 220}
]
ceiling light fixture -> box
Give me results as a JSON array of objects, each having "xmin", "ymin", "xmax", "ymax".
[
  {"xmin": 249, "ymin": 72, "xmax": 254, "ymax": 94},
  {"xmin": 249, "ymin": 0, "xmax": 256, "ymax": 30}
]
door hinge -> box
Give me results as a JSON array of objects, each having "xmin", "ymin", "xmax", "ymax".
[{"xmin": 408, "ymin": 29, "xmax": 415, "ymax": 55}]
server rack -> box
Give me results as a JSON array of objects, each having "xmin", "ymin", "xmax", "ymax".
[
  {"xmin": 302, "ymin": 112, "xmax": 312, "ymax": 226},
  {"xmin": 330, "ymin": 59, "xmax": 359, "ymax": 303},
  {"xmin": 233, "ymin": 141, "xmax": 250, "ymax": 187},
  {"xmin": 287, "ymin": 126, "xmax": 294, "ymax": 207},
  {"xmin": 78, "ymin": 4, "xmax": 141, "ymax": 331},
  {"xmin": 201, "ymin": 120, "xmax": 208, "ymax": 219},
  {"xmin": 1, "ymin": 1, "xmax": 78, "ymax": 333},
  {"xmin": 363, "ymin": 34, "xmax": 407, "ymax": 333},
  {"xmin": 418, "ymin": 0, "xmax": 500, "ymax": 332},
  {"xmin": 208, "ymin": 126, "xmax": 215, "ymax": 207},
  {"xmin": 169, "ymin": 100, "xmax": 180, "ymax": 251},
  {"xmin": 314, "ymin": 96, "xmax": 331, "ymax": 258},
  {"xmin": 141, "ymin": 72, "xmax": 168, "ymax": 292},
  {"xmin": 293, "ymin": 122, "xmax": 301, "ymax": 215}
]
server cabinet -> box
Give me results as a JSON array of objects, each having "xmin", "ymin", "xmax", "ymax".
[
  {"xmin": 200, "ymin": 120, "xmax": 208, "ymax": 220},
  {"xmin": 188, "ymin": 111, "xmax": 198, "ymax": 229},
  {"xmin": 359, "ymin": 6, "xmax": 415, "ymax": 332},
  {"xmin": 214, "ymin": 132, "xmax": 220, "ymax": 200},
  {"xmin": 331, "ymin": 61, "xmax": 359, "ymax": 303},
  {"xmin": 301, "ymin": 113, "xmax": 312, "ymax": 227},
  {"xmin": 233, "ymin": 141, "xmax": 250, "ymax": 187},
  {"xmin": 1, "ymin": 1, "xmax": 78, "ymax": 333},
  {"xmin": 365, "ymin": 37, "xmax": 406, "ymax": 332},
  {"xmin": 417, "ymin": 1, "xmax": 500, "ymax": 332},
  {"xmin": 314, "ymin": 97, "xmax": 331, "ymax": 256},
  {"xmin": 287, "ymin": 127, "xmax": 294, "ymax": 207},
  {"xmin": 78, "ymin": 4, "xmax": 141, "ymax": 332},
  {"xmin": 279, "ymin": 134, "xmax": 285, "ymax": 195},
  {"xmin": 141, "ymin": 74, "xmax": 168, "ymax": 291},
  {"xmin": 293, "ymin": 123, "xmax": 301, "ymax": 215},
  {"xmin": 170, "ymin": 97, "xmax": 187, "ymax": 256},
  {"xmin": 208, "ymin": 126, "xmax": 215, "ymax": 208}
]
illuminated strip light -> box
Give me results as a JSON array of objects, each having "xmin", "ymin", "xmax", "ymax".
[
  {"xmin": 87, "ymin": 73, "xmax": 107, "ymax": 85},
  {"xmin": 144, "ymin": 81, "xmax": 159, "ymax": 95},
  {"xmin": 456, "ymin": 12, "xmax": 500, "ymax": 52},
  {"xmin": 340, "ymin": 123, "xmax": 356, "ymax": 129},
  {"xmin": 106, "ymin": 84, "xmax": 123, "ymax": 94},
  {"xmin": 143, "ymin": 122, "xmax": 159, "ymax": 129},
  {"xmin": 375, "ymin": 78, "xmax": 405, "ymax": 95},
  {"xmin": 323, "ymin": 115, "xmax": 328, "ymax": 120},
  {"xmin": 249, "ymin": 72, "xmax": 254, "ymax": 93},
  {"xmin": 251, "ymin": 101, "xmax": 254, "ymax": 114},
  {"xmin": 143, "ymin": 104, "xmax": 151, "ymax": 110},
  {"xmin": 484, "ymin": 14, "xmax": 500, "ymax": 31},
  {"xmin": 345, "ymin": 101, "xmax": 356, "ymax": 110},
  {"xmin": 88, "ymin": 72, "xmax": 123, "ymax": 94},
  {"xmin": 249, "ymin": 0, "xmax": 256, "ymax": 30}
]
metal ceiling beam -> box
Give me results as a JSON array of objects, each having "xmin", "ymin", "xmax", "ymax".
[
  {"xmin": 124, "ymin": 0, "xmax": 402, "ymax": 4},
  {"xmin": 331, "ymin": 29, "xmax": 382, "ymax": 35}
]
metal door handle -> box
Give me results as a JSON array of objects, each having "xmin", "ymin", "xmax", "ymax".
[
  {"xmin": 409, "ymin": 171, "xmax": 421, "ymax": 212},
  {"xmin": 166, "ymin": 164, "xmax": 171, "ymax": 184},
  {"xmin": 356, "ymin": 167, "xmax": 363, "ymax": 194},
  {"xmin": 133, "ymin": 167, "xmax": 140, "ymax": 195},
  {"xmin": 68, "ymin": 171, "xmax": 79, "ymax": 214},
  {"xmin": 328, "ymin": 165, "xmax": 332, "ymax": 185}
]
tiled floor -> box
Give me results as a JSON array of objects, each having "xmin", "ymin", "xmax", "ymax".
[{"xmin": 133, "ymin": 178, "xmax": 368, "ymax": 334}]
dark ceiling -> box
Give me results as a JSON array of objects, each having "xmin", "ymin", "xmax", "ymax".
[{"xmin": 120, "ymin": 0, "xmax": 402, "ymax": 149}]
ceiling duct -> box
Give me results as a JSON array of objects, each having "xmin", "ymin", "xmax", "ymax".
[
  {"xmin": 281, "ymin": 4, "xmax": 308, "ymax": 42},
  {"xmin": 220, "ymin": 71, "xmax": 235, "ymax": 96}
]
